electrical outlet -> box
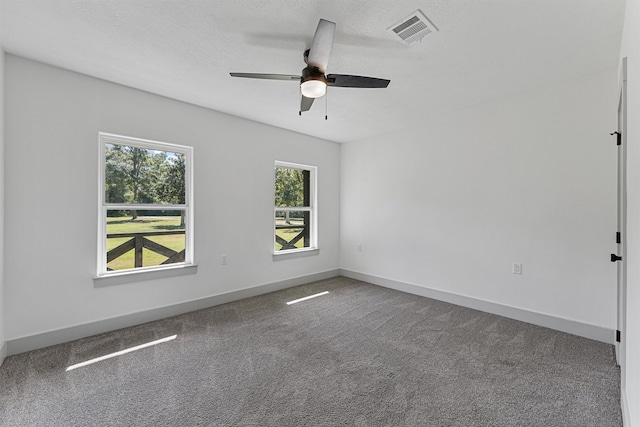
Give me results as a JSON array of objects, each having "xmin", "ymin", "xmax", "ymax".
[
  {"xmin": 512, "ymin": 263, "xmax": 522, "ymax": 275},
  {"xmin": 221, "ymin": 254, "xmax": 228, "ymax": 265}
]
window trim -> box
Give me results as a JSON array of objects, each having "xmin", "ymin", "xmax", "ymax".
[
  {"xmin": 273, "ymin": 161, "xmax": 318, "ymax": 255},
  {"xmin": 97, "ymin": 132, "xmax": 194, "ymax": 277}
]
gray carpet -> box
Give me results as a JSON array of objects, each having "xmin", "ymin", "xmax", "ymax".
[{"xmin": 0, "ymin": 277, "xmax": 622, "ymax": 426}]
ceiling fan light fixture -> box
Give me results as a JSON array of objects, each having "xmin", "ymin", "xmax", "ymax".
[{"xmin": 301, "ymin": 79, "xmax": 327, "ymax": 98}]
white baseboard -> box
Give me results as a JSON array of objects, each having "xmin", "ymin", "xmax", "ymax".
[
  {"xmin": 7, "ymin": 269, "xmax": 340, "ymax": 356},
  {"xmin": 0, "ymin": 340, "xmax": 7, "ymax": 367},
  {"xmin": 340, "ymin": 269, "xmax": 614, "ymax": 344},
  {"xmin": 5, "ymin": 269, "xmax": 614, "ymax": 356},
  {"xmin": 622, "ymin": 386, "xmax": 633, "ymax": 427}
]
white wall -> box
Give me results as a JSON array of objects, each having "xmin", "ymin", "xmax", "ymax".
[
  {"xmin": 341, "ymin": 68, "xmax": 618, "ymax": 335},
  {"xmin": 620, "ymin": 0, "xmax": 640, "ymax": 425},
  {"xmin": 4, "ymin": 55, "xmax": 340, "ymax": 342}
]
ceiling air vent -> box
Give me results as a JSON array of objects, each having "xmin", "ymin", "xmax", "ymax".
[{"xmin": 388, "ymin": 10, "xmax": 437, "ymax": 45}]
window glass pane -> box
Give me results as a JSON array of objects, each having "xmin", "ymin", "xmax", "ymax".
[
  {"xmin": 275, "ymin": 166, "xmax": 308, "ymax": 207},
  {"xmin": 275, "ymin": 210, "xmax": 310, "ymax": 251},
  {"xmin": 106, "ymin": 210, "xmax": 186, "ymax": 271},
  {"xmin": 105, "ymin": 143, "xmax": 186, "ymax": 205}
]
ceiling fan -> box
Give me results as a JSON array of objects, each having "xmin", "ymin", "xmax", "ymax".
[{"xmin": 230, "ymin": 19, "xmax": 391, "ymax": 116}]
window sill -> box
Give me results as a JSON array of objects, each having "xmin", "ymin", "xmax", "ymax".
[
  {"xmin": 273, "ymin": 248, "xmax": 319, "ymax": 261},
  {"xmin": 93, "ymin": 264, "xmax": 198, "ymax": 287}
]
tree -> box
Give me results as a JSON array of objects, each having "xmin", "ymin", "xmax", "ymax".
[
  {"xmin": 275, "ymin": 167, "xmax": 304, "ymax": 224},
  {"xmin": 105, "ymin": 144, "xmax": 187, "ymax": 223},
  {"xmin": 105, "ymin": 144, "xmax": 128, "ymax": 205},
  {"xmin": 157, "ymin": 154, "xmax": 186, "ymax": 226},
  {"xmin": 127, "ymin": 147, "xmax": 151, "ymax": 219}
]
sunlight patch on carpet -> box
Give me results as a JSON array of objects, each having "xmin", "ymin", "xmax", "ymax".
[
  {"xmin": 286, "ymin": 291, "xmax": 329, "ymax": 305},
  {"xmin": 65, "ymin": 335, "xmax": 177, "ymax": 371}
]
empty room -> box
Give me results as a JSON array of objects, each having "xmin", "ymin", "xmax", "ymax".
[{"xmin": 0, "ymin": 0, "xmax": 639, "ymax": 426}]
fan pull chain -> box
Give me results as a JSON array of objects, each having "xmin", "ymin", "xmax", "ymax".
[{"xmin": 325, "ymin": 90, "xmax": 328, "ymax": 120}]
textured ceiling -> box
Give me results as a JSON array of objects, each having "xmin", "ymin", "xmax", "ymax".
[{"xmin": 0, "ymin": 0, "xmax": 626, "ymax": 143}]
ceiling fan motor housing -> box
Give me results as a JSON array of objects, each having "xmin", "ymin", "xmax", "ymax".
[{"xmin": 301, "ymin": 66, "xmax": 327, "ymax": 84}]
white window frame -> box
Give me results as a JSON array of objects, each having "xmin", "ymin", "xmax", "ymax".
[
  {"xmin": 274, "ymin": 161, "xmax": 318, "ymax": 256},
  {"xmin": 97, "ymin": 132, "xmax": 194, "ymax": 277}
]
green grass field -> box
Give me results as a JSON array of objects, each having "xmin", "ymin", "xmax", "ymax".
[{"xmin": 106, "ymin": 216, "xmax": 185, "ymax": 270}]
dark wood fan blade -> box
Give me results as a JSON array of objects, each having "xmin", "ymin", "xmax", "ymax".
[
  {"xmin": 230, "ymin": 73, "xmax": 301, "ymax": 81},
  {"xmin": 326, "ymin": 74, "xmax": 390, "ymax": 88},
  {"xmin": 300, "ymin": 95, "xmax": 314, "ymax": 112},
  {"xmin": 307, "ymin": 19, "xmax": 336, "ymax": 73}
]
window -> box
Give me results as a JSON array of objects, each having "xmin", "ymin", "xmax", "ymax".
[
  {"xmin": 274, "ymin": 161, "xmax": 317, "ymax": 253},
  {"xmin": 97, "ymin": 133, "xmax": 193, "ymax": 276}
]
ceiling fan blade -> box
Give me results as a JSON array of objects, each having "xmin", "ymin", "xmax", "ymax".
[
  {"xmin": 307, "ymin": 19, "xmax": 336, "ymax": 73},
  {"xmin": 327, "ymin": 74, "xmax": 390, "ymax": 88},
  {"xmin": 230, "ymin": 73, "xmax": 301, "ymax": 81},
  {"xmin": 300, "ymin": 95, "xmax": 314, "ymax": 112}
]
